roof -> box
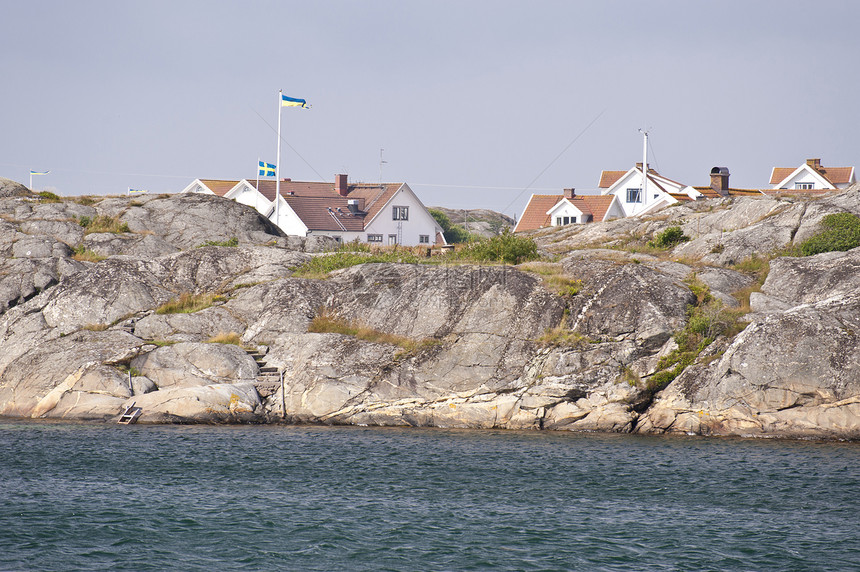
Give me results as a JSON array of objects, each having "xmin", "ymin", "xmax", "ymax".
[
  {"xmin": 514, "ymin": 194, "xmax": 615, "ymax": 232},
  {"xmin": 691, "ymin": 186, "xmax": 768, "ymax": 198},
  {"xmin": 599, "ymin": 171, "xmax": 627, "ymax": 188},
  {"xmin": 250, "ymin": 179, "xmax": 402, "ymax": 226},
  {"xmin": 770, "ymin": 164, "xmax": 855, "ymax": 186},
  {"xmin": 283, "ymin": 196, "xmax": 366, "ymax": 232},
  {"xmin": 199, "ymin": 179, "xmax": 240, "ymax": 197}
]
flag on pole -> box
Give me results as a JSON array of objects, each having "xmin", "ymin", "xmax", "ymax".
[
  {"xmin": 30, "ymin": 170, "xmax": 50, "ymax": 175},
  {"xmin": 258, "ymin": 161, "xmax": 276, "ymax": 177},
  {"xmin": 281, "ymin": 94, "xmax": 309, "ymax": 108}
]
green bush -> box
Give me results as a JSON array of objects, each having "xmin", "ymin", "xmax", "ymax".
[
  {"xmin": 198, "ymin": 237, "xmax": 239, "ymax": 248},
  {"xmin": 429, "ymin": 208, "xmax": 474, "ymax": 244},
  {"xmin": 38, "ymin": 191, "xmax": 62, "ymax": 202},
  {"xmin": 799, "ymin": 213, "xmax": 860, "ymax": 256},
  {"xmin": 455, "ymin": 229, "xmax": 538, "ymax": 265},
  {"xmin": 648, "ymin": 226, "xmax": 689, "ymax": 248}
]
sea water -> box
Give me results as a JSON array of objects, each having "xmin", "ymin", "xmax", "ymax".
[{"xmin": 1, "ymin": 421, "xmax": 858, "ymax": 571}]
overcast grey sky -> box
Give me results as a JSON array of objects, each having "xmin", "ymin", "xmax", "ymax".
[{"xmin": 2, "ymin": 0, "xmax": 858, "ymax": 216}]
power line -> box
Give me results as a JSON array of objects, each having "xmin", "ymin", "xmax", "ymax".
[{"xmin": 249, "ymin": 106, "xmax": 328, "ymax": 182}]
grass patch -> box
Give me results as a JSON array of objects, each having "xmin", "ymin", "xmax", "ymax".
[
  {"xmin": 71, "ymin": 245, "xmax": 106, "ymax": 262},
  {"xmin": 206, "ymin": 331, "xmax": 243, "ymax": 346},
  {"xmin": 519, "ymin": 262, "xmax": 582, "ymax": 296},
  {"xmin": 149, "ymin": 339, "xmax": 177, "ymax": 347},
  {"xmin": 537, "ymin": 314, "xmax": 594, "ymax": 348},
  {"xmin": 453, "ymin": 229, "xmax": 538, "ymax": 265},
  {"xmin": 78, "ymin": 214, "xmax": 130, "ymax": 234},
  {"xmin": 155, "ymin": 292, "xmax": 225, "ymax": 314},
  {"xmin": 198, "ymin": 237, "xmax": 239, "ymax": 248},
  {"xmin": 82, "ymin": 323, "xmax": 109, "ymax": 331},
  {"xmin": 308, "ymin": 309, "xmax": 435, "ymax": 356},
  {"xmin": 74, "ymin": 196, "xmax": 99, "ymax": 206}
]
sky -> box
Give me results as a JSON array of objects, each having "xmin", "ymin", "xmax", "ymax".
[{"xmin": 2, "ymin": 0, "xmax": 859, "ymax": 218}]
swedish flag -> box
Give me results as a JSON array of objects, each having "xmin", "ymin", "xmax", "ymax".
[
  {"xmin": 30, "ymin": 170, "xmax": 50, "ymax": 175},
  {"xmin": 258, "ymin": 161, "xmax": 276, "ymax": 177},
  {"xmin": 281, "ymin": 94, "xmax": 308, "ymax": 108}
]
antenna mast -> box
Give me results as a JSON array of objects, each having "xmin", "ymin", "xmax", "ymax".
[
  {"xmin": 379, "ymin": 148, "xmax": 388, "ymax": 184},
  {"xmin": 638, "ymin": 129, "xmax": 648, "ymax": 214}
]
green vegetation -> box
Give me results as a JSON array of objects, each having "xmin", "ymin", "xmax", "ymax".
[
  {"xmin": 647, "ymin": 276, "xmax": 748, "ymax": 391},
  {"xmin": 37, "ymin": 191, "xmax": 62, "ymax": 202},
  {"xmin": 293, "ymin": 232, "xmax": 540, "ymax": 279},
  {"xmin": 454, "ymin": 229, "xmax": 539, "ymax": 265},
  {"xmin": 648, "ymin": 226, "xmax": 689, "ymax": 248},
  {"xmin": 537, "ymin": 313, "xmax": 595, "ymax": 348},
  {"xmin": 155, "ymin": 292, "xmax": 225, "ymax": 314},
  {"xmin": 71, "ymin": 245, "xmax": 106, "ymax": 263},
  {"xmin": 198, "ymin": 237, "xmax": 239, "ymax": 248},
  {"xmin": 429, "ymin": 208, "xmax": 475, "ymax": 243},
  {"xmin": 798, "ymin": 212, "xmax": 860, "ymax": 256},
  {"xmin": 78, "ymin": 214, "xmax": 130, "ymax": 234},
  {"xmin": 74, "ymin": 196, "xmax": 99, "ymax": 206}
]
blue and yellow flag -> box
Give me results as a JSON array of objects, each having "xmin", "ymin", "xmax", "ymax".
[
  {"xmin": 30, "ymin": 170, "xmax": 50, "ymax": 175},
  {"xmin": 281, "ymin": 94, "xmax": 308, "ymax": 108},
  {"xmin": 258, "ymin": 161, "xmax": 276, "ymax": 177}
]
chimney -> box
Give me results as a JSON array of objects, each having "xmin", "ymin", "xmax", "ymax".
[
  {"xmin": 563, "ymin": 188, "xmax": 576, "ymax": 199},
  {"xmin": 347, "ymin": 199, "xmax": 359, "ymax": 214},
  {"xmin": 335, "ymin": 174, "xmax": 349, "ymax": 196},
  {"xmin": 806, "ymin": 158, "xmax": 821, "ymax": 169},
  {"xmin": 710, "ymin": 167, "xmax": 730, "ymax": 196}
]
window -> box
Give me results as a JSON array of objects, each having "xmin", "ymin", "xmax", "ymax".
[
  {"xmin": 419, "ymin": 235, "xmax": 430, "ymax": 244},
  {"xmin": 367, "ymin": 234, "xmax": 382, "ymax": 243},
  {"xmin": 562, "ymin": 216, "xmax": 570, "ymax": 225},
  {"xmin": 795, "ymin": 182, "xmax": 815, "ymax": 190},
  {"xmin": 626, "ymin": 188, "xmax": 642, "ymax": 203},
  {"xmin": 571, "ymin": 216, "xmax": 577, "ymax": 224},
  {"xmin": 555, "ymin": 217, "xmax": 562, "ymax": 226},
  {"xmin": 388, "ymin": 234, "xmax": 398, "ymax": 245},
  {"xmin": 392, "ymin": 206, "xmax": 409, "ymax": 220}
]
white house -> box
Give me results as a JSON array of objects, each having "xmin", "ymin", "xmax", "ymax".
[
  {"xmin": 598, "ymin": 164, "xmax": 704, "ymax": 218},
  {"xmin": 770, "ymin": 158, "xmax": 856, "ymax": 191},
  {"xmin": 181, "ymin": 174, "xmax": 445, "ymax": 246}
]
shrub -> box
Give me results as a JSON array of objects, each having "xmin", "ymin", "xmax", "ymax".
[
  {"xmin": 71, "ymin": 245, "xmax": 106, "ymax": 262},
  {"xmin": 198, "ymin": 237, "xmax": 239, "ymax": 248},
  {"xmin": 798, "ymin": 212, "xmax": 860, "ymax": 256},
  {"xmin": 648, "ymin": 226, "xmax": 689, "ymax": 248},
  {"xmin": 429, "ymin": 208, "xmax": 475, "ymax": 243},
  {"xmin": 38, "ymin": 191, "xmax": 62, "ymax": 202},
  {"xmin": 308, "ymin": 308, "xmax": 434, "ymax": 355}
]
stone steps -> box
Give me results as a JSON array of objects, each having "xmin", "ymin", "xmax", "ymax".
[{"xmin": 247, "ymin": 347, "xmax": 281, "ymax": 398}]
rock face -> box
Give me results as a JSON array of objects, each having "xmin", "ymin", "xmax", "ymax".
[
  {"xmin": 1, "ymin": 186, "xmax": 859, "ymax": 439},
  {"xmin": 430, "ymin": 206, "xmax": 515, "ymax": 238}
]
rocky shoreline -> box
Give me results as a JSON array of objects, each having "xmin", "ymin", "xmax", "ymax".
[{"xmin": 1, "ymin": 176, "xmax": 858, "ymax": 440}]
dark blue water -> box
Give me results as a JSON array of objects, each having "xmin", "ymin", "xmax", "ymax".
[{"xmin": 1, "ymin": 422, "xmax": 858, "ymax": 571}]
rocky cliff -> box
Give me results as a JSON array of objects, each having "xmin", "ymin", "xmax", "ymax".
[{"xmin": 1, "ymin": 185, "xmax": 858, "ymax": 439}]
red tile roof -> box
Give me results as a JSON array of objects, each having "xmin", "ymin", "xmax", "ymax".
[
  {"xmin": 514, "ymin": 194, "xmax": 615, "ymax": 232},
  {"xmin": 769, "ymin": 164, "xmax": 854, "ymax": 186},
  {"xmin": 598, "ymin": 171, "xmax": 627, "ymax": 188},
  {"xmin": 251, "ymin": 179, "xmax": 402, "ymax": 226}
]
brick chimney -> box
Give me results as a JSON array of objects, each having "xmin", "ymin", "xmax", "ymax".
[
  {"xmin": 806, "ymin": 158, "xmax": 822, "ymax": 169},
  {"xmin": 335, "ymin": 174, "xmax": 349, "ymax": 196},
  {"xmin": 563, "ymin": 188, "xmax": 576, "ymax": 199},
  {"xmin": 710, "ymin": 167, "xmax": 730, "ymax": 196}
]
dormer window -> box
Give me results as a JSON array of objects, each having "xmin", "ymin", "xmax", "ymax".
[
  {"xmin": 626, "ymin": 188, "xmax": 642, "ymax": 203},
  {"xmin": 795, "ymin": 182, "xmax": 814, "ymax": 190}
]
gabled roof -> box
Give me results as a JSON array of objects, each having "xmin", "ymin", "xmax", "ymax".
[
  {"xmin": 198, "ymin": 179, "xmax": 241, "ymax": 197},
  {"xmin": 690, "ymin": 186, "xmax": 767, "ymax": 198},
  {"xmin": 283, "ymin": 196, "xmax": 366, "ymax": 232},
  {"xmin": 515, "ymin": 194, "xmax": 616, "ymax": 232},
  {"xmin": 249, "ymin": 179, "xmax": 402, "ymax": 225}
]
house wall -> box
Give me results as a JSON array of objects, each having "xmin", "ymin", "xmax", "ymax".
[
  {"xmin": 547, "ymin": 201, "xmax": 585, "ymax": 226},
  {"xmin": 776, "ymin": 169, "xmax": 834, "ymax": 190},
  {"xmin": 605, "ymin": 170, "xmax": 682, "ymax": 217},
  {"xmin": 363, "ymin": 184, "xmax": 442, "ymax": 246}
]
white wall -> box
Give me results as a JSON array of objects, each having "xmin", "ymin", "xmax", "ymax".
[{"xmin": 605, "ymin": 170, "xmax": 681, "ymax": 217}]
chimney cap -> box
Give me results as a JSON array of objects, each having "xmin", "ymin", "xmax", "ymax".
[{"xmin": 710, "ymin": 167, "xmax": 730, "ymax": 176}]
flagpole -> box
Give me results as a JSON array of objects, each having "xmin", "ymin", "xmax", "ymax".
[
  {"xmin": 29, "ymin": 171, "xmax": 32, "ymax": 190},
  {"xmin": 275, "ymin": 90, "xmax": 282, "ymax": 227}
]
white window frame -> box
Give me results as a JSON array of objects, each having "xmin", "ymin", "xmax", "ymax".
[
  {"xmin": 626, "ymin": 188, "xmax": 642, "ymax": 203},
  {"xmin": 388, "ymin": 234, "xmax": 398, "ymax": 245},
  {"xmin": 367, "ymin": 234, "xmax": 382, "ymax": 243},
  {"xmin": 795, "ymin": 182, "xmax": 814, "ymax": 190},
  {"xmin": 392, "ymin": 206, "xmax": 409, "ymax": 220},
  {"xmin": 419, "ymin": 235, "xmax": 429, "ymax": 244}
]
